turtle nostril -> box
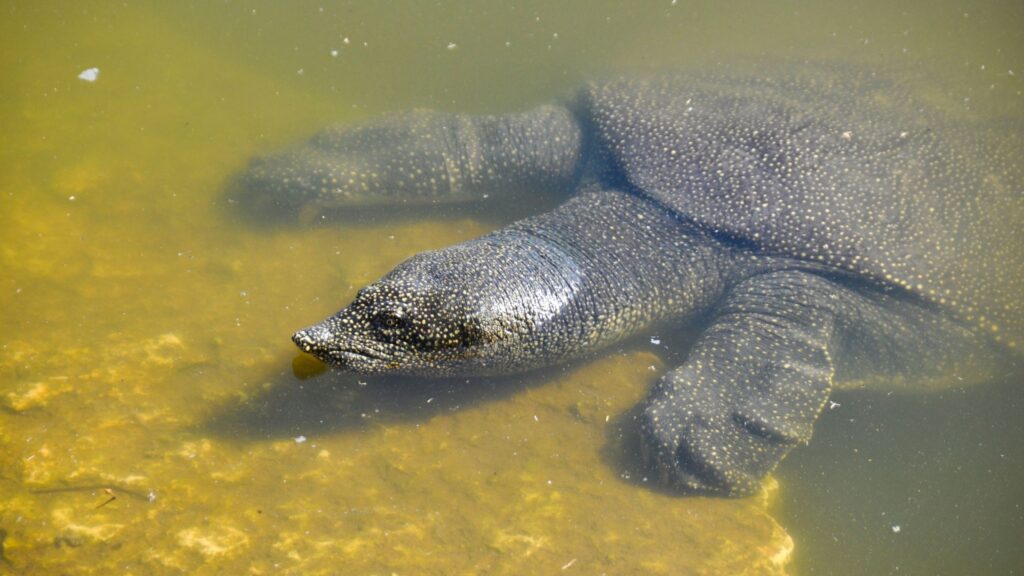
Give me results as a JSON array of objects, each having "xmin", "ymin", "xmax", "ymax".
[
  {"xmin": 292, "ymin": 330, "xmax": 311, "ymax": 352},
  {"xmin": 292, "ymin": 325, "xmax": 332, "ymax": 353}
]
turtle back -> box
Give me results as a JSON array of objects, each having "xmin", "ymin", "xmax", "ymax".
[{"xmin": 581, "ymin": 65, "xmax": 1024, "ymax": 349}]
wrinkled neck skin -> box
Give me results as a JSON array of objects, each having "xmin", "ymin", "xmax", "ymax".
[
  {"xmin": 294, "ymin": 190, "xmax": 738, "ymax": 376},
  {"xmin": 489, "ymin": 191, "xmax": 736, "ymax": 371}
]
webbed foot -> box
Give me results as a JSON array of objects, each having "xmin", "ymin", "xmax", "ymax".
[{"xmin": 640, "ymin": 270, "xmax": 837, "ymax": 496}]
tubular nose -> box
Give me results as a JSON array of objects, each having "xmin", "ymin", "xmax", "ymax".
[{"xmin": 292, "ymin": 324, "xmax": 333, "ymax": 354}]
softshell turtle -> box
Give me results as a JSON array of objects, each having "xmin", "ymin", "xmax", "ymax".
[{"xmin": 240, "ymin": 64, "xmax": 1022, "ymax": 496}]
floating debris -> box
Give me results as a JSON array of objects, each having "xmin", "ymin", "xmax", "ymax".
[
  {"xmin": 96, "ymin": 488, "xmax": 117, "ymax": 509},
  {"xmin": 78, "ymin": 67, "xmax": 100, "ymax": 82}
]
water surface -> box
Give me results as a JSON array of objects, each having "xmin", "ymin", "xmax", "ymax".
[{"xmin": 1, "ymin": 1, "xmax": 1021, "ymax": 574}]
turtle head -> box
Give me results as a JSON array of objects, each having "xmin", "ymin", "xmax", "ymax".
[{"xmin": 292, "ymin": 232, "xmax": 582, "ymax": 376}]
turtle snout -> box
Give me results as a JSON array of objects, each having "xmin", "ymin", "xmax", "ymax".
[{"xmin": 292, "ymin": 324, "xmax": 335, "ymax": 356}]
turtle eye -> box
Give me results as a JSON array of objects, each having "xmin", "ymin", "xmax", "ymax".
[{"xmin": 373, "ymin": 309, "xmax": 406, "ymax": 330}]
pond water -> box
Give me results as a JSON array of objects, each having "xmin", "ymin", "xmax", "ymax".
[{"xmin": 1, "ymin": 1, "xmax": 1021, "ymax": 574}]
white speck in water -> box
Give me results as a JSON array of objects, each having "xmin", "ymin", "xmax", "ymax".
[
  {"xmin": 357, "ymin": 380, "xmax": 367, "ymax": 387},
  {"xmin": 296, "ymin": 68, "xmax": 304, "ymax": 75},
  {"xmin": 68, "ymin": 195, "xmax": 76, "ymax": 201},
  {"xmin": 533, "ymin": 414, "xmax": 539, "ymax": 422},
  {"xmin": 650, "ymin": 336, "xmax": 661, "ymax": 345},
  {"xmin": 343, "ymin": 37, "xmax": 350, "ymax": 45},
  {"xmin": 447, "ymin": 42, "xmax": 458, "ymax": 50},
  {"xmin": 78, "ymin": 67, "xmax": 100, "ymax": 82},
  {"xmin": 147, "ymin": 490, "xmax": 157, "ymax": 503},
  {"xmin": 891, "ymin": 524, "xmax": 901, "ymax": 533},
  {"xmin": 294, "ymin": 435, "xmax": 307, "ymax": 444},
  {"xmin": 426, "ymin": 397, "xmax": 434, "ymax": 404},
  {"xmin": 829, "ymin": 400, "xmax": 841, "ymax": 410},
  {"xmin": 330, "ymin": 49, "xmax": 339, "ymax": 57}
]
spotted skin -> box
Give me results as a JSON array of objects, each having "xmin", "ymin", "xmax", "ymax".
[
  {"xmin": 269, "ymin": 65, "xmax": 1022, "ymax": 496},
  {"xmin": 585, "ymin": 71, "xmax": 1023, "ymax": 349},
  {"xmin": 642, "ymin": 269, "xmax": 1001, "ymax": 495},
  {"xmin": 237, "ymin": 106, "xmax": 581, "ymax": 217},
  {"xmin": 295, "ymin": 190, "xmax": 736, "ymax": 376}
]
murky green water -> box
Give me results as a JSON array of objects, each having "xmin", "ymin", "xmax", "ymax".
[{"xmin": 1, "ymin": 1, "xmax": 1021, "ymax": 574}]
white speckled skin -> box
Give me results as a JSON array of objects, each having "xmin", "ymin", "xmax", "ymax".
[
  {"xmin": 238, "ymin": 106, "xmax": 582, "ymax": 214},
  {"xmin": 583, "ymin": 70, "xmax": 1022, "ymax": 350},
  {"xmin": 265, "ymin": 64, "xmax": 1022, "ymax": 496}
]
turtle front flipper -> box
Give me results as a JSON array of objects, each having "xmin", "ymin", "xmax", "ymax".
[
  {"xmin": 233, "ymin": 106, "xmax": 583, "ymax": 221},
  {"xmin": 641, "ymin": 270, "xmax": 838, "ymax": 496}
]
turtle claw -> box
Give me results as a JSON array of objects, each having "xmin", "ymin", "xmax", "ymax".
[{"xmin": 641, "ymin": 392, "xmax": 788, "ymax": 497}]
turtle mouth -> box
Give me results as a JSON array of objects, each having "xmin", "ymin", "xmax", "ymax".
[
  {"xmin": 330, "ymin": 348, "xmax": 388, "ymax": 364},
  {"xmin": 292, "ymin": 326, "xmax": 393, "ymax": 370},
  {"xmin": 310, "ymin": 344, "xmax": 394, "ymax": 372}
]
